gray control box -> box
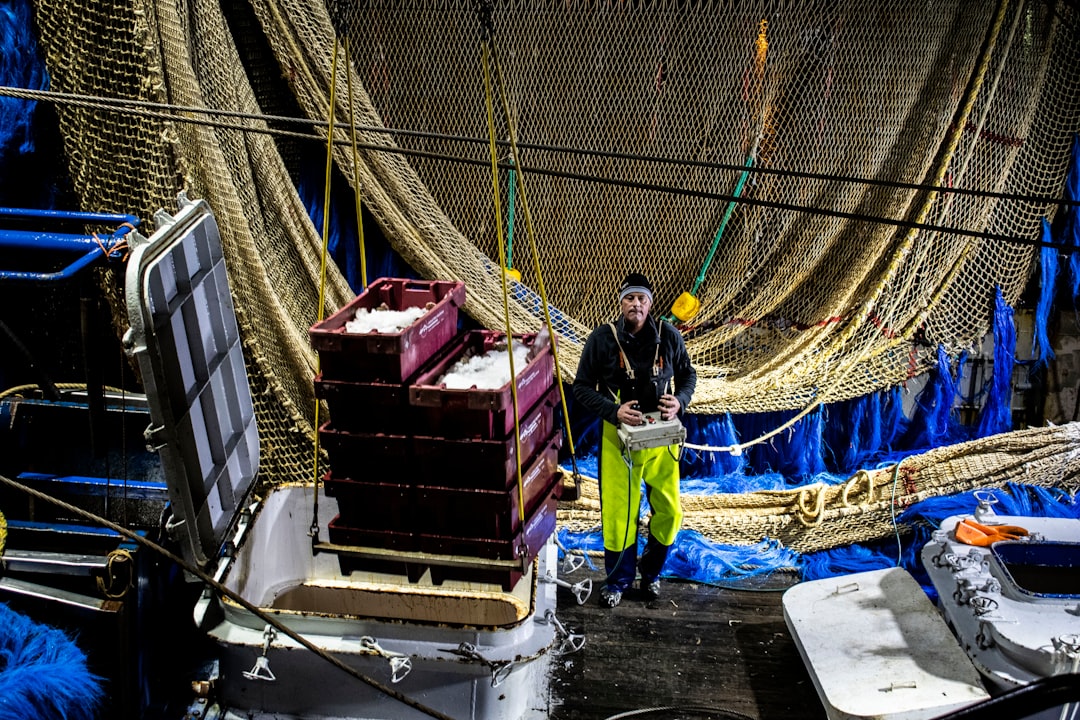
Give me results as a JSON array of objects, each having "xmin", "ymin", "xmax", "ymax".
[{"xmin": 617, "ymin": 412, "xmax": 686, "ymax": 452}]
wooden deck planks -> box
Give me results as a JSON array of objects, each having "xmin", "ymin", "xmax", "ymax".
[{"xmin": 545, "ymin": 568, "xmax": 829, "ymax": 720}]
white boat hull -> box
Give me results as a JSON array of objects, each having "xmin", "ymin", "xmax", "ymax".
[
  {"xmin": 922, "ymin": 513, "xmax": 1080, "ymax": 720},
  {"xmin": 195, "ymin": 483, "xmax": 558, "ymax": 720}
]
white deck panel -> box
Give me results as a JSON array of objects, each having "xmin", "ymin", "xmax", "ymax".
[{"xmin": 783, "ymin": 567, "xmax": 989, "ymax": 720}]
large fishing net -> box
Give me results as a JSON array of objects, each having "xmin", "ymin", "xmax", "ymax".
[{"xmin": 23, "ymin": 0, "xmax": 1080, "ymax": 548}]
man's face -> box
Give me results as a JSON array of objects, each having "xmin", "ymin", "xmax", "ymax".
[{"xmin": 620, "ymin": 292, "xmax": 652, "ymax": 327}]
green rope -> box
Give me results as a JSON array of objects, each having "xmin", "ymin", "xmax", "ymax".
[
  {"xmin": 507, "ymin": 158, "xmax": 517, "ymax": 271},
  {"xmin": 691, "ymin": 144, "xmax": 757, "ymax": 297}
]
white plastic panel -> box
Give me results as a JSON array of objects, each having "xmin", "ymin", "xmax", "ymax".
[{"xmin": 125, "ymin": 195, "xmax": 259, "ymax": 569}]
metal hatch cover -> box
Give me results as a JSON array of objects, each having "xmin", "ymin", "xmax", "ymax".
[{"xmin": 123, "ymin": 193, "xmax": 259, "ymax": 569}]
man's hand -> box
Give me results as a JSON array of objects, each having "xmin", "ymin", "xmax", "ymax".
[
  {"xmin": 658, "ymin": 394, "xmax": 680, "ymax": 421},
  {"xmin": 617, "ymin": 401, "xmax": 644, "ymax": 426}
]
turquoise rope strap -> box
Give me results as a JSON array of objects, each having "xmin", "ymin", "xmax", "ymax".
[
  {"xmin": 507, "ymin": 159, "xmax": 516, "ymax": 270},
  {"xmin": 690, "ymin": 146, "xmax": 757, "ymax": 297}
]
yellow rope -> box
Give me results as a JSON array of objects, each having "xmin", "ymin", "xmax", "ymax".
[
  {"xmin": 310, "ymin": 37, "xmax": 341, "ymax": 529},
  {"xmin": 344, "ymin": 36, "xmax": 368, "ymax": 289},
  {"xmin": 840, "ymin": 469, "xmax": 875, "ymax": 508},
  {"xmin": 482, "ymin": 39, "xmax": 525, "ymax": 525},
  {"xmin": 489, "ymin": 45, "xmax": 576, "ymax": 460},
  {"xmin": 795, "ymin": 483, "xmax": 828, "ymax": 527},
  {"xmin": 0, "ymin": 507, "xmax": 6, "ymax": 556},
  {"xmin": 95, "ymin": 548, "xmax": 134, "ymax": 599}
]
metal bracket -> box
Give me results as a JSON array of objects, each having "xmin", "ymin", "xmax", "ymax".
[
  {"xmin": 972, "ymin": 490, "xmax": 999, "ymax": 523},
  {"xmin": 953, "ymin": 576, "xmax": 1001, "ymax": 607},
  {"xmin": 934, "ymin": 547, "xmax": 987, "ymax": 573},
  {"xmin": 1052, "ymin": 633, "xmax": 1080, "ymax": 674},
  {"xmin": 360, "ymin": 636, "xmax": 413, "ymax": 683},
  {"xmin": 242, "ymin": 625, "xmax": 277, "ymax": 681}
]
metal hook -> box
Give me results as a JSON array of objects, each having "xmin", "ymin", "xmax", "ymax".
[{"xmin": 242, "ymin": 625, "xmax": 278, "ymax": 682}]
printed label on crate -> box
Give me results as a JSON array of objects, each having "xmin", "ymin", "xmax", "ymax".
[
  {"xmin": 523, "ymin": 454, "xmax": 546, "ymax": 487},
  {"xmin": 518, "ymin": 361, "xmax": 543, "ymax": 392},
  {"xmin": 520, "ymin": 410, "xmax": 544, "ymax": 445},
  {"xmin": 525, "ymin": 497, "xmax": 551, "ymax": 536},
  {"xmin": 418, "ymin": 310, "xmax": 444, "ymax": 339}
]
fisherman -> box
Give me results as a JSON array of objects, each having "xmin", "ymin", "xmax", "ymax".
[{"xmin": 573, "ymin": 272, "xmax": 696, "ymax": 608}]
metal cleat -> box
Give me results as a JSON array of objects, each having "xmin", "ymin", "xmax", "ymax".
[
  {"xmin": 972, "ymin": 490, "xmax": 999, "ymax": 523},
  {"xmin": 953, "ymin": 575, "xmax": 1002, "ymax": 605},
  {"xmin": 969, "ymin": 595, "xmax": 1000, "ymax": 617},
  {"xmin": 934, "ymin": 547, "xmax": 987, "ymax": 573},
  {"xmin": 1052, "ymin": 634, "xmax": 1080, "ymax": 674}
]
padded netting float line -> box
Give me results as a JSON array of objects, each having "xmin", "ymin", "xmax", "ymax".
[
  {"xmin": 557, "ymin": 421, "xmax": 1080, "ymax": 554},
  {"xmin": 25, "ymin": 0, "xmax": 1080, "ymax": 488}
]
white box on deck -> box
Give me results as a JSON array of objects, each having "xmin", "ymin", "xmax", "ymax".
[{"xmin": 782, "ymin": 567, "xmax": 989, "ymax": 720}]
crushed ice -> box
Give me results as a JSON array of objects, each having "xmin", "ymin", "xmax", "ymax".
[
  {"xmin": 345, "ymin": 304, "xmax": 427, "ymax": 333},
  {"xmin": 440, "ymin": 340, "xmax": 531, "ymax": 390}
]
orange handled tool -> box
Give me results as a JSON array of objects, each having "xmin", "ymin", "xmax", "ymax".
[{"xmin": 954, "ymin": 517, "xmax": 1029, "ymax": 547}]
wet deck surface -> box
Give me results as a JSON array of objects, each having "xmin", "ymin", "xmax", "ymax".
[{"xmin": 544, "ymin": 565, "xmax": 829, "ymax": 720}]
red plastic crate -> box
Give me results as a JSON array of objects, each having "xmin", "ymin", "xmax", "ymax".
[
  {"xmin": 319, "ymin": 423, "xmax": 413, "ymax": 480},
  {"xmin": 309, "ymin": 277, "xmax": 465, "ymax": 383},
  {"xmin": 327, "ymin": 514, "xmax": 416, "ymax": 552},
  {"xmin": 409, "ymin": 330, "xmax": 555, "ymax": 439},
  {"xmin": 321, "ymin": 474, "xmax": 413, "ymax": 530},
  {"xmin": 422, "ymin": 477, "xmax": 562, "ymax": 590},
  {"xmin": 320, "ymin": 384, "xmax": 561, "ymax": 486},
  {"xmin": 313, "ymin": 373, "xmax": 416, "ymax": 434},
  {"xmin": 412, "ymin": 435, "xmax": 562, "ymax": 539},
  {"xmin": 329, "ymin": 472, "xmax": 564, "ymax": 590}
]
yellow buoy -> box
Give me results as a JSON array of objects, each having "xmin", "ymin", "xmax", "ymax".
[
  {"xmin": 671, "ymin": 292, "xmax": 701, "ymax": 322},
  {"xmin": 504, "ymin": 267, "xmax": 522, "ymax": 282}
]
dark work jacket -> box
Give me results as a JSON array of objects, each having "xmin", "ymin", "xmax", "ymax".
[{"xmin": 573, "ymin": 315, "xmax": 696, "ymax": 426}]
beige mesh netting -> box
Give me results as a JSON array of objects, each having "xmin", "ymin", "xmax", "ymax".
[
  {"xmin": 325, "ymin": 0, "xmax": 1080, "ymax": 422},
  {"xmin": 21, "ymin": 0, "xmax": 1080, "ymax": 546}
]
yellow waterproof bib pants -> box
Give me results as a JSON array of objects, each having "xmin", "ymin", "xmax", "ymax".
[{"xmin": 599, "ymin": 419, "xmax": 683, "ymax": 591}]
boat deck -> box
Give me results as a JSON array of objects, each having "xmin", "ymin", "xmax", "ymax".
[{"xmin": 545, "ymin": 565, "xmax": 828, "ymax": 720}]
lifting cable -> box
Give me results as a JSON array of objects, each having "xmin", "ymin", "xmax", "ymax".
[
  {"xmin": 479, "ymin": 2, "xmax": 527, "ymax": 527},
  {"xmin": 2, "ymin": 85, "xmax": 1072, "ymax": 211},
  {"xmin": 344, "ymin": 35, "xmax": 369, "ymax": 290},
  {"xmin": 308, "ymin": 36, "xmax": 342, "ymax": 543},
  {"xmin": 0, "ymin": 85, "xmax": 1074, "ymax": 252},
  {"xmin": 480, "ymin": 3, "xmax": 582, "ymax": 498}
]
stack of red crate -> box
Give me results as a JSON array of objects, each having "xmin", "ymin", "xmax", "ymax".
[{"xmin": 309, "ymin": 278, "xmax": 562, "ymax": 589}]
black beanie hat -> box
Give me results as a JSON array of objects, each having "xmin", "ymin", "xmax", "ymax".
[{"xmin": 618, "ymin": 272, "xmax": 654, "ymax": 302}]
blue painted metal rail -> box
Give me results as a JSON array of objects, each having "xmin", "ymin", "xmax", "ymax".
[{"xmin": 0, "ymin": 207, "xmax": 139, "ymax": 282}]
